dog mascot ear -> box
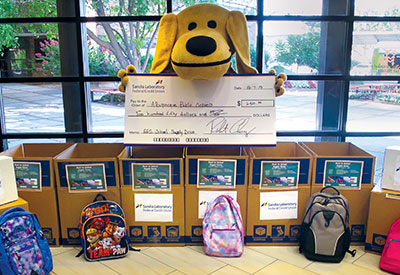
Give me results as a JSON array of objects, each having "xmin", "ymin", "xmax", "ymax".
[
  {"xmin": 150, "ymin": 13, "xmax": 177, "ymax": 74},
  {"xmin": 226, "ymin": 11, "xmax": 257, "ymax": 75}
]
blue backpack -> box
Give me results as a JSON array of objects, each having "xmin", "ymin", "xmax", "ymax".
[{"xmin": 0, "ymin": 207, "xmax": 53, "ymax": 275}]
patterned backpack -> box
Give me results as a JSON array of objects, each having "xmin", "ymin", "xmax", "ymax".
[
  {"xmin": 0, "ymin": 207, "xmax": 53, "ymax": 275},
  {"xmin": 77, "ymin": 194, "xmax": 137, "ymax": 261},
  {"xmin": 379, "ymin": 217, "xmax": 400, "ymax": 274},
  {"xmin": 203, "ymin": 195, "xmax": 244, "ymax": 257}
]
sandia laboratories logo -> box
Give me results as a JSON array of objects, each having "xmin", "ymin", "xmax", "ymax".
[
  {"xmin": 260, "ymin": 201, "xmax": 297, "ymax": 210},
  {"xmin": 132, "ymin": 80, "xmax": 166, "ymax": 93},
  {"xmin": 136, "ymin": 202, "xmax": 172, "ymax": 212},
  {"xmin": 200, "ymin": 201, "xmax": 207, "ymax": 206}
]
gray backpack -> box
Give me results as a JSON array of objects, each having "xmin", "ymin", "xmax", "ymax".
[{"xmin": 299, "ymin": 186, "xmax": 356, "ymax": 263}]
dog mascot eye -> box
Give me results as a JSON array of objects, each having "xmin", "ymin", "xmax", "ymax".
[
  {"xmin": 207, "ymin": 20, "xmax": 217, "ymax": 28},
  {"xmin": 188, "ymin": 22, "xmax": 197, "ymax": 30}
]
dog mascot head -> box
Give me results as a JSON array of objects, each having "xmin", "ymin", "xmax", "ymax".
[
  {"xmin": 151, "ymin": 3, "xmax": 257, "ymax": 80},
  {"xmin": 118, "ymin": 4, "xmax": 286, "ymax": 95}
]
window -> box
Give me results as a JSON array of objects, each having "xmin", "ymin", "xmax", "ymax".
[{"xmin": 1, "ymin": 0, "xmax": 399, "ymax": 184}]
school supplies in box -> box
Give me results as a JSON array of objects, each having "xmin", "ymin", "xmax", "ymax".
[
  {"xmin": 203, "ymin": 194, "xmax": 244, "ymax": 257},
  {"xmin": 379, "ymin": 217, "xmax": 400, "ymax": 274},
  {"xmin": 78, "ymin": 194, "xmax": 138, "ymax": 261},
  {"xmin": 0, "ymin": 207, "xmax": 53, "ymax": 275},
  {"xmin": 298, "ymin": 186, "xmax": 356, "ymax": 263}
]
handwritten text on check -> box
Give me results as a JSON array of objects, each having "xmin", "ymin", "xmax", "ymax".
[{"xmin": 124, "ymin": 74, "xmax": 276, "ymax": 146}]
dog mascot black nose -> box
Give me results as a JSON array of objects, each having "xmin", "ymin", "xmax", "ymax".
[{"xmin": 186, "ymin": 36, "xmax": 217, "ymax": 56}]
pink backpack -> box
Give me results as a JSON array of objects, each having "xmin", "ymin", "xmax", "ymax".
[
  {"xmin": 202, "ymin": 195, "xmax": 244, "ymax": 257},
  {"xmin": 380, "ymin": 217, "xmax": 400, "ymax": 274}
]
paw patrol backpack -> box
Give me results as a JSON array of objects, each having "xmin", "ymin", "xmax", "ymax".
[
  {"xmin": 379, "ymin": 217, "xmax": 400, "ymax": 274},
  {"xmin": 0, "ymin": 207, "xmax": 53, "ymax": 275},
  {"xmin": 77, "ymin": 194, "xmax": 138, "ymax": 261},
  {"xmin": 203, "ymin": 195, "xmax": 244, "ymax": 257},
  {"xmin": 299, "ymin": 186, "xmax": 356, "ymax": 263}
]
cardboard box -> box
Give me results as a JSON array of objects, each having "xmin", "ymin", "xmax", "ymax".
[
  {"xmin": 119, "ymin": 147, "xmax": 185, "ymax": 246},
  {"xmin": 300, "ymin": 142, "xmax": 375, "ymax": 189},
  {"xmin": 300, "ymin": 142, "xmax": 376, "ymax": 244},
  {"xmin": 185, "ymin": 147, "xmax": 248, "ymax": 245},
  {"xmin": 0, "ymin": 197, "xmax": 29, "ymax": 215},
  {"xmin": 245, "ymin": 143, "xmax": 312, "ymax": 245},
  {"xmin": 0, "ymin": 143, "xmax": 73, "ymax": 246},
  {"xmin": 381, "ymin": 146, "xmax": 400, "ymax": 191},
  {"xmin": 54, "ymin": 143, "xmax": 124, "ymax": 245},
  {"xmin": 365, "ymin": 187, "xmax": 400, "ymax": 254},
  {"xmin": 0, "ymin": 156, "xmax": 18, "ymax": 206}
]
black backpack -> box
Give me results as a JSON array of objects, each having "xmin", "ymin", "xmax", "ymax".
[{"xmin": 298, "ymin": 186, "xmax": 356, "ymax": 263}]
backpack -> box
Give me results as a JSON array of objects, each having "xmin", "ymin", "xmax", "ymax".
[
  {"xmin": 202, "ymin": 195, "xmax": 244, "ymax": 257},
  {"xmin": 0, "ymin": 207, "xmax": 53, "ymax": 275},
  {"xmin": 379, "ymin": 217, "xmax": 400, "ymax": 274},
  {"xmin": 77, "ymin": 194, "xmax": 135, "ymax": 261},
  {"xmin": 299, "ymin": 186, "xmax": 356, "ymax": 263}
]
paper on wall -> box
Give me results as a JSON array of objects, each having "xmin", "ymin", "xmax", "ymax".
[
  {"xmin": 198, "ymin": 190, "xmax": 237, "ymax": 219},
  {"xmin": 259, "ymin": 191, "xmax": 298, "ymax": 220},
  {"xmin": 134, "ymin": 193, "xmax": 173, "ymax": 222}
]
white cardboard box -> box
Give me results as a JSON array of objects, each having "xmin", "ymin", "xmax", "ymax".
[
  {"xmin": 382, "ymin": 146, "xmax": 400, "ymax": 191},
  {"xmin": 0, "ymin": 156, "xmax": 18, "ymax": 206}
]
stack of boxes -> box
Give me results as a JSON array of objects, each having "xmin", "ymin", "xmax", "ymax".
[
  {"xmin": 365, "ymin": 146, "xmax": 400, "ymax": 253},
  {"xmin": 0, "ymin": 141, "xmax": 383, "ymax": 249}
]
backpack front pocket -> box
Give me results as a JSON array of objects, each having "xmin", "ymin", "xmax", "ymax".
[
  {"xmin": 9, "ymin": 239, "xmax": 44, "ymax": 275},
  {"xmin": 206, "ymin": 227, "xmax": 243, "ymax": 256}
]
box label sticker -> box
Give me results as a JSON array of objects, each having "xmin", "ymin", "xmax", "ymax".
[
  {"xmin": 147, "ymin": 225, "xmax": 162, "ymax": 242},
  {"xmin": 191, "ymin": 226, "xmax": 203, "ymax": 241},
  {"xmin": 271, "ymin": 225, "xmax": 285, "ymax": 240},
  {"xmin": 323, "ymin": 160, "xmax": 363, "ymax": 189},
  {"xmin": 132, "ymin": 163, "xmax": 171, "ymax": 191},
  {"xmin": 65, "ymin": 164, "xmax": 107, "ymax": 193},
  {"xmin": 372, "ymin": 233, "xmax": 387, "ymax": 251},
  {"xmin": 134, "ymin": 193, "xmax": 173, "ymax": 222},
  {"xmin": 351, "ymin": 224, "xmax": 365, "ymax": 242},
  {"xmin": 259, "ymin": 191, "xmax": 298, "ymax": 220},
  {"xmin": 198, "ymin": 190, "xmax": 237, "ymax": 219},
  {"xmin": 289, "ymin": 225, "xmax": 301, "ymax": 240},
  {"xmin": 130, "ymin": 226, "xmax": 144, "ymax": 240},
  {"xmin": 166, "ymin": 225, "xmax": 180, "ymax": 242},
  {"xmin": 260, "ymin": 161, "xmax": 299, "ymax": 189},
  {"xmin": 14, "ymin": 162, "xmax": 42, "ymax": 191},
  {"xmin": 253, "ymin": 225, "xmax": 267, "ymax": 240},
  {"xmin": 197, "ymin": 159, "xmax": 236, "ymax": 188}
]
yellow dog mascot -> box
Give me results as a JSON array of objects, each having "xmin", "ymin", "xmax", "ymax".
[{"xmin": 118, "ymin": 3, "xmax": 286, "ymax": 96}]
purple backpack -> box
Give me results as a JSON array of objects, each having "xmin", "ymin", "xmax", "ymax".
[
  {"xmin": 202, "ymin": 195, "xmax": 244, "ymax": 257},
  {"xmin": 0, "ymin": 207, "xmax": 53, "ymax": 275}
]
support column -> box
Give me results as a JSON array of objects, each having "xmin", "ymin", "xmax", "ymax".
[{"xmin": 316, "ymin": 0, "xmax": 348, "ymax": 141}]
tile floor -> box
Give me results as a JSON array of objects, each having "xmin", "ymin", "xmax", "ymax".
[{"xmin": 49, "ymin": 245, "xmax": 390, "ymax": 275}]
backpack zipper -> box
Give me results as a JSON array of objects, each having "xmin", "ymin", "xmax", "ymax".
[{"xmin": 386, "ymin": 239, "xmax": 400, "ymax": 248}]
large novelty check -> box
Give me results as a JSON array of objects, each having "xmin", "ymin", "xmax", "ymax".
[{"xmin": 124, "ymin": 74, "xmax": 276, "ymax": 146}]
